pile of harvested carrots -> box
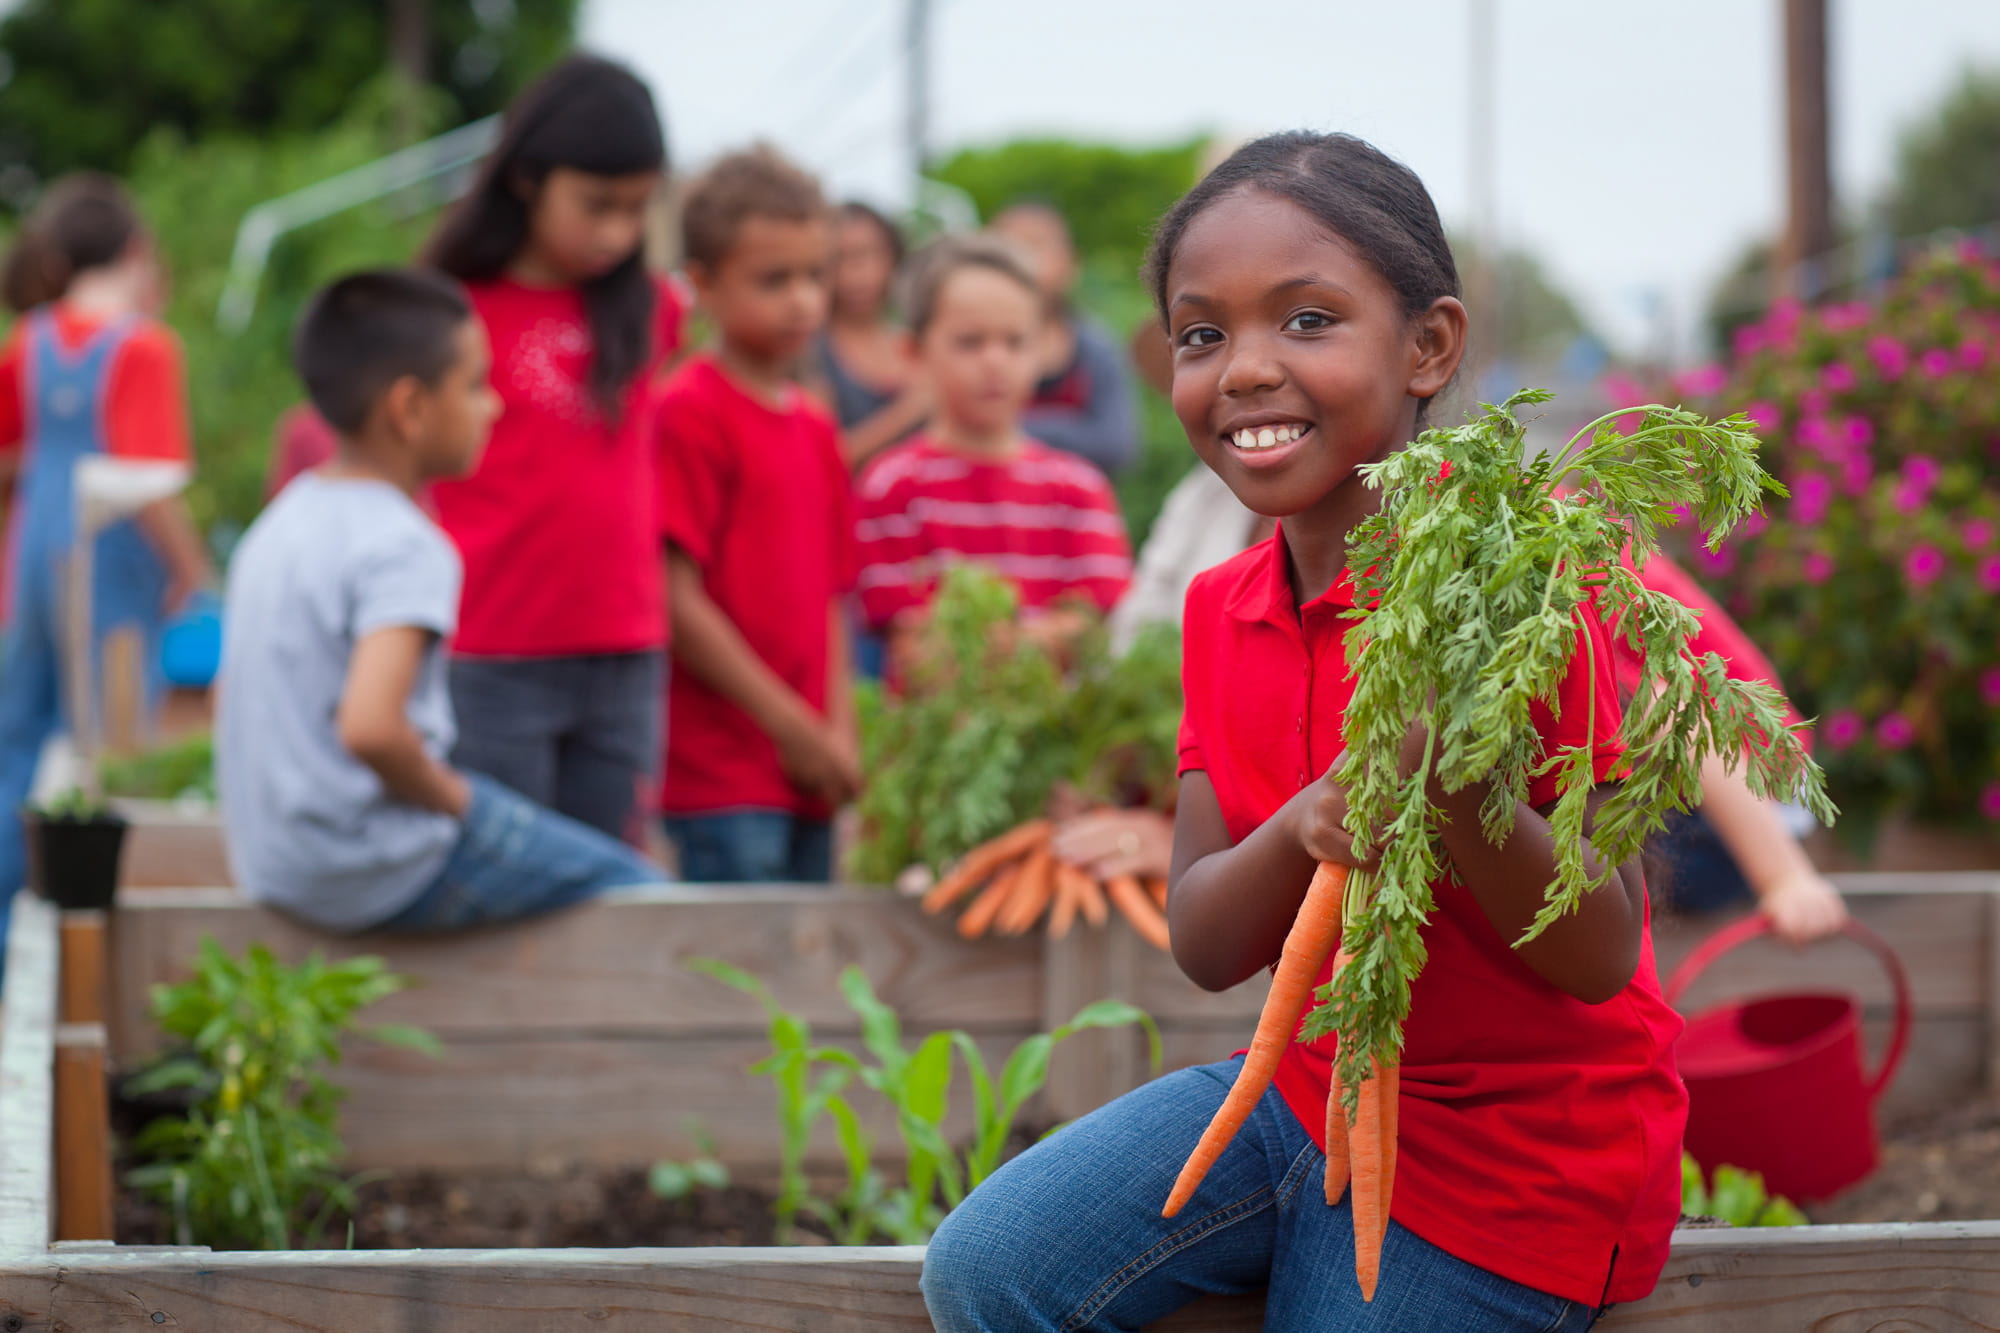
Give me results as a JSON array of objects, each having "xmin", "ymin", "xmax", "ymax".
[{"xmin": 918, "ymin": 819, "xmax": 1172, "ymax": 950}]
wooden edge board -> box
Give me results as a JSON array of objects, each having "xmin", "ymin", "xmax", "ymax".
[
  {"xmin": 4, "ymin": 1226, "xmax": 2000, "ymax": 1330},
  {"xmin": 0, "ymin": 894, "xmax": 59, "ymax": 1258}
]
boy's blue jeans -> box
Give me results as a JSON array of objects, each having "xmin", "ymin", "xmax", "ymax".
[
  {"xmin": 378, "ymin": 774, "xmax": 666, "ymax": 931},
  {"xmin": 661, "ymin": 811, "xmax": 833, "ymax": 884},
  {"xmin": 922, "ymin": 1056, "xmax": 1603, "ymax": 1333}
]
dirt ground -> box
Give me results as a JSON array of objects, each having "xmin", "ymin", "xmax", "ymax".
[
  {"xmin": 1808, "ymin": 1097, "xmax": 2000, "ymax": 1224},
  {"xmin": 118, "ymin": 1166, "xmax": 804, "ymax": 1250}
]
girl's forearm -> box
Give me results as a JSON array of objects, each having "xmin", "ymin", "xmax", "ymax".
[
  {"xmin": 1696, "ymin": 749, "xmax": 1818, "ymax": 898},
  {"xmin": 1168, "ymin": 776, "xmax": 1323, "ymax": 992},
  {"xmin": 1432, "ymin": 782, "xmax": 1642, "ymax": 1003},
  {"xmin": 134, "ymin": 495, "xmax": 212, "ymax": 593}
]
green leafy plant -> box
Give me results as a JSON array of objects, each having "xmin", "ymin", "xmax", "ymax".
[
  {"xmin": 29, "ymin": 786, "xmax": 114, "ymax": 820},
  {"xmin": 102, "ymin": 732, "xmax": 215, "ymax": 802},
  {"xmin": 125, "ymin": 937, "xmax": 441, "ymax": 1250},
  {"xmin": 692, "ymin": 955, "xmax": 1158, "ymax": 1244},
  {"xmin": 1681, "ymin": 1153, "xmax": 1808, "ymax": 1227},
  {"xmin": 647, "ymin": 1120, "xmax": 732, "ymax": 1202},
  {"xmin": 1305, "ymin": 390, "xmax": 1835, "ymax": 1104},
  {"xmin": 853, "ymin": 567, "xmax": 1182, "ymax": 883}
]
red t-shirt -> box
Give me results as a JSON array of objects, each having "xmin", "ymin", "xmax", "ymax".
[
  {"xmin": 1613, "ymin": 549, "xmax": 1805, "ymax": 740},
  {"xmin": 265, "ymin": 404, "xmax": 339, "ymax": 499},
  {"xmin": 1177, "ymin": 537, "xmax": 1687, "ymax": 1307},
  {"xmin": 655, "ymin": 356, "xmax": 854, "ymax": 816},
  {"xmin": 852, "ymin": 435, "xmax": 1132, "ymax": 631},
  {"xmin": 0, "ymin": 309, "xmax": 191, "ymax": 463},
  {"xmin": 429, "ymin": 274, "xmax": 684, "ymax": 657}
]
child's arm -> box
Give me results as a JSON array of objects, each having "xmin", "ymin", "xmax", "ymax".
[
  {"xmin": 1169, "ymin": 750, "xmax": 1644, "ymax": 1003},
  {"xmin": 1697, "ymin": 749, "xmax": 1848, "ymax": 943},
  {"xmin": 134, "ymin": 494, "xmax": 213, "ymax": 614},
  {"xmin": 666, "ymin": 548, "xmax": 860, "ymax": 806},
  {"xmin": 839, "ymin": 381, "xmax": 932, "ymax": 471},
  {"xmin": 336, "ymin": 627, "xmax": 471, "ymax": 818}
]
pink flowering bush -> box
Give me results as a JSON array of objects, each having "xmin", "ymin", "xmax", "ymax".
[{"xmin": 1657, "ymin": 245, "xmax": 2000, "ymax": 838}]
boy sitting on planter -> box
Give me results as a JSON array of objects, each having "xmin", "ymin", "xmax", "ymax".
[{"xmin": 215, "ymin": 270, "xmax": 666, "ymax": 933}]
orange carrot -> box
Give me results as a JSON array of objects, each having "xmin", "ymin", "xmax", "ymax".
[
  {"xmin": 1075, "ymin": 872, "xmax": 1109, "ymax": 927},
  {"xmin": 922, "ymin": 820, "xmax": 1051, "ymax": 914},
  {"xmin": 1322, "ymin": 949, "xmax": 1353, "ymax": 1206},
  {"xmin": 1106, "ymin": 874, "xmax": 1172, "ymax": 951},
  {"xmin": 1163, "ymin": 862, "xmax": 1349, "ymax": 1217},
  {"xmin": 1047, "ymin": 863, "xmax": 1091, "ymax": 939},
  {"xmin": 1350, "ymin": 1058, "xmax": 1388, "ymax": 1301},
  {"xmin": 998, "ymin": 845, "xmax": 1057, "ymax": 934},
  {"xmin": 957, "ymin": 861, "xmax": 1024, "ymax": 938}
]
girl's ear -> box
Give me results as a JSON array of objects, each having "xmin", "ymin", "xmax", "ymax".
[{"xmin": 1407, "ymin": 296, "xmax": 1469, "ymax": 402}]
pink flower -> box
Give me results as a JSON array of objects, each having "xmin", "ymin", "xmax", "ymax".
[
  {"xmin": 1801, "ymin": 388, "xmax": 1831, "ymax": 416},
  {"xmin": 1905, "ymin": 544, "xmax": 1947, "ymax": 586},
  {"xmin": 1601, "ymin": 371, "xmax": 1650, "ymax": 409},
  {"xmin": 1876, "ymin": 713, "xmax": 1917, "ymax": 750},
  {"xmin": 1692, "ymin": 541, "xmax": 1736, "ymax": 577},
  {"xmin": 1744, "ymin": 400, "xmax": 1782, "ymax": 432},
  {"xmin": 1732, "ymin": 323, "xmax": 1768, "ymax": 358},
  {"xmin": 1791, "ymin": 472, "xmax": 1834, "ymax": 525},
  {"xmin": 1980, "ymin": 556, "xmax": 2000, "ymax": 593},
  {"xmin": 1868, "ymin": 335, "xmax": 1910, "ymax": 380},
  {"xmin": 1842, "ymin": 454, "xmax": 1874, "ymax": 495},
  {"xmin": 1961, "ymin": 341, "xmax": 1989, "ymax": 372},
  {"xmin": 1675, "ymin": 363, "xmax": 1728, "ymax": 398},
  {"xmin": 1797, "ymin": 415, "xmax": 1838, "ymax": 456},
  {"xmin": 1920, "ymin": 347, "xmax": 1956, "ymax": 379},
  {"xmin": 1824, "ymin": 711, "xmax": 1865, "ymax": 748},
  {"xmin": 1821, "ymin": 361, "xmax": 1857, "ymax": 393},
  {"xmin": 1904, "ymin": 455, "xmax": 1942, "ymax": 488},
  {"xmin": 1822, "ymin": 301, "xmax": 1872, "ymax": 332},
  {"xmin": 1802, "ymin": 550, "xmax": 1835, "ymax": 584},
  {"xmin": 1769, "ymin": 298, "xmax": 1803, "ymax": 331},
  {"xmin": 1982, "ymin": 667, "xmax": 2000, "ymax": 706},
  {"xmin": 1844, "ymin": 416, "xmax": 1877, "ymax": 449},
  {"xmin": 1982, "ymin": 783, "xmax": 2000, "ymax": 822},
  {"xmin": 1739, "ymin": 512, "xmax": 1769, "ymax": 540},
  {"xmin": 1964, "ymin": 518, "xmax": 1994, "ymax": 549}
]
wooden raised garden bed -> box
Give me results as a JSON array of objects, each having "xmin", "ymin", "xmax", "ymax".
[{"xmin": 4, "ymin": 877, "xmax": 1999, "ymax": 1328}]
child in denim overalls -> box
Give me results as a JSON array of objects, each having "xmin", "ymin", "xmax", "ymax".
[{"xmin": 0, "ymin": 174, "xmax": 210, "ymax": 965}]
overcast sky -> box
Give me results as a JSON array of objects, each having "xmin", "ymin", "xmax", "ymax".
[{"xmin": 585, "ymin": 0, "xmax": 2000, "ymax": 358}]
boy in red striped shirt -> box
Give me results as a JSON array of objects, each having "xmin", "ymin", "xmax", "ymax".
[{"xmin": 855, "ymin": 236, "xmax": 1132, "ymax": 666}]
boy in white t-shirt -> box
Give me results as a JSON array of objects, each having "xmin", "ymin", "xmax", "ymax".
[{"xmin": 217, "ymin": 270, "xmax": 665, "ymax": 932}]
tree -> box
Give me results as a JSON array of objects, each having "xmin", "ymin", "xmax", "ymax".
[
  {"xmin": 1885, "ymin": 66, "xmax": 2000, "ymax": 239},
  {"xmin": 0, "ymin": 0, "xmax": 579, "ymax": 200},
  {"xmin": 1450, "ymin": 237, "xmax": 1600, "ymax": 366}
]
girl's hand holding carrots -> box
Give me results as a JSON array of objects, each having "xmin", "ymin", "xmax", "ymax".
[{"xmin": 1287, "ymin": 757, "xmax": 1373, "ymax": 870}]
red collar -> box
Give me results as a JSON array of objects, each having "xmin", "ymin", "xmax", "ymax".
[{"xmin": 1222, "ymin": 529, "xmax": 1360, "ymax": 626}]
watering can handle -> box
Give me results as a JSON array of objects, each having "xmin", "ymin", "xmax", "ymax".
[{"xmin": 1661, "ymin": 915, "xmax": 1911, "ymax": 1103}]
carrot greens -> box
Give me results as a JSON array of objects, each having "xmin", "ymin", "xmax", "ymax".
[{"xmin": 1303, "ymin": 389, "xmax": 1837, "ymax": 1106}]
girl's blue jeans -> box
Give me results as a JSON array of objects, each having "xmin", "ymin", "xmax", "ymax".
[{"xmin": 922, "ymin": 1056, "xmax": 1603, "ymax": 1333}]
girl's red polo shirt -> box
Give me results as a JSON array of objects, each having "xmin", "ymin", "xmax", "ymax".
[{"xmin": 1177, "ymin": 536, "xmax": 1687, "ymax": 1307}]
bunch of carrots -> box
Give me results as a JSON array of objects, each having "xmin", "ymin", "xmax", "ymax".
[{"xmin": 918, "ymin": 818, "xmax": 1172, "ymax": 950}]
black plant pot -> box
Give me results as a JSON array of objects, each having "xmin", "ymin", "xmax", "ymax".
[{"xmin": 23, "ymin": 809, "xmax": 128, "ymax": 910}]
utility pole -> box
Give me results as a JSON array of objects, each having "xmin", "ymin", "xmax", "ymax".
[
  {"xmin": 906, "ymin": 0, "xmax": 933, "ymax": 191},
  {"xmin": 387, "ymin": 0, "xmax": 430, "ymax": 147},
  {"xmin": 1779, "ymin": 0, "xmax": 1833, "ymax": 301},
  {"xmin": 1466, "ymin": 0, "xmax": 1499, "ymax": 390}
]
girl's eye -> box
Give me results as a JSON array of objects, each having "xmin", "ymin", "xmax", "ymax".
[
  {"xmin": 1177, "ymin": 326, "xmax": 1221, "ymax": 349},
  {"xmin": 1285, "ymin": 311, "xmax": 1334, "ymax": 333}
]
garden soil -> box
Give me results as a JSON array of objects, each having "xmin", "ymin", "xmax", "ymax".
[{"xmin": 1809, "ymin": 1097, "xmax": 2000, "ymax": 1224}]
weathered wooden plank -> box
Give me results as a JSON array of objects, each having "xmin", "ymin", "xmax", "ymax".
[
  {"xmin": 1041, "ymin": 916, "xmax": 1151, "ymax": 1121},
  {"xmin": 0, "ymin": 893, "xmax": 58, "ymax": 1257},
  {"xmin": 2, "ymin": 1224, "xmax": 1998, "ymax": 1331},
  {"xmin": 109, "ymin": 888, "xmax": 1046, "ymax": 1062},
  {"xmin": 115, "ymin": 803, "xmax": 232, "ymax": 889},
  {"xmin": 330, "ymin": 1031, "xmax": 1036, "ymax": 1172},
  {"xmin": 52, "ymin": 1024, "xmax": 112, "ymax": 1243}
]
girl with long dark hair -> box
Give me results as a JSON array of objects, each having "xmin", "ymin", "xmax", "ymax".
[{"xmin": 422, "ymin": 54, "xmax": 682, "ymax": 842}]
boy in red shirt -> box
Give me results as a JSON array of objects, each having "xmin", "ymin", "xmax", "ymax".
[
  {"xmin": 655, "ymin": 147, "xmax": 856, "ymax": 883},
  {"xmin": 854, "ymin": 235, "xmax": 1132, "ymax": 669}
]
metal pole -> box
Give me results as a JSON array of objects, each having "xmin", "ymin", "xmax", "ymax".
[
  {"xmin": 1780, "ymin": 0, "xmax": 1833, "ymax": 301},
  {"xmin": 1467, "ymin": 0, "xmax": 1499, "ymax": 387},
  {"xmin": 906, "ymin": 0, "xmax": 933, "ymax": 189}
]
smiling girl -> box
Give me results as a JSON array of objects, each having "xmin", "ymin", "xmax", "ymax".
[
  {"xmin": 422, "ymin": 55, "xmax": 681, "ymax": 843},
  {"xmin": 921, "ymin": 133, "xmax": 1685, "ymax": 1331}
]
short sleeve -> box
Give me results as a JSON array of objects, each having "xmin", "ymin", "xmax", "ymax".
[
  {"xmin": 822, "ymin": 419, "xmax": 859, "ymax": 594},
  {"xmin": 0, "ymin": 327, "xmax": 25, "ymax": 456},
  {"xmin": 656, "ymin": 391, "xmax": 731, "ymax": 566},
  {"xmin": 1175, "ymin": 575, "xmax": 1213, "ymax": 777},
  {"xmin": 353, "ymin": 523, "xmax": 461, "ymax": 640},
  {"xmin": 104, "ymin": 323, "xmax": 192, "ymax": 463},
  {"xmin": 1524, "ymin": 601, "xmax": 1628, "ymax": 808}
]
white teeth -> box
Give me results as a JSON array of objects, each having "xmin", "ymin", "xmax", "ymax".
[{"xmin": 1231, "ymin": 423, "xmax": 1307, "ymax": 451}]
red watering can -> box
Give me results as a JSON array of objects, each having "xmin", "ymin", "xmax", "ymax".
[{"xmin": 1663, "ymin": 916, "xmax": 1910, "ymax": 1204}]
